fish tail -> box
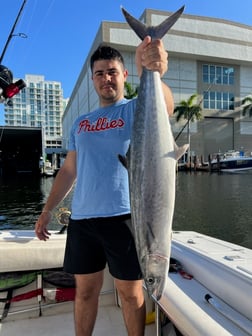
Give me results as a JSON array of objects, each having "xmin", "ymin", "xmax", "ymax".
[{"xmin": 121, "ymin": 5, "xmax": 185, "ymax": 40}]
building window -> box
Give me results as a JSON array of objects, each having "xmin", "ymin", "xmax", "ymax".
[
  {"xmin": 203, "ymin": 64, "xmax": 234, "ymax": 85},
  {"xmin": 202, "ymin": 64, "xmax": 235, "ymax": 111},
  {"xmin": 203, "ymin": 91, "xmax": 234, "ymax": 110}
]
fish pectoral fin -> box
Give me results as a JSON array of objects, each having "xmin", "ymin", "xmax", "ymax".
[
  {"xmin": 174, "ymin": 143, "xmax": 189, "ymax": 161},
  {"xmin": 118, "ymin": 154, "xmax": 128, "ymax": 169},
  {"xmin": 118, "ymin": 145, "xmax": 131, "ymax": 169}
]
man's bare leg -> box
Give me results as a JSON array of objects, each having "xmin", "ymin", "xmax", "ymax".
[
  {"xmin": 115, "ymin": 279, "xmax": 146, "ymax": 336},
  {"xmin": 74, "ymin": 271, "xmax": 104, "ymax": 336}
]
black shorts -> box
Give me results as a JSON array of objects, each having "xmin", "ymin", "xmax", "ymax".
[{"xmin": 63, "ymin": 214, "xmax": 143, "ymax": 280}]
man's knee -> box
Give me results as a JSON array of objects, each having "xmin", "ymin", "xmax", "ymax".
[
  {"xmin": 74, "ymin": 273, "xmax": 104, "ymax": 301},
  {"xmin": 115, "ymin": 280, "xmax": 145, "ymax": 305}
]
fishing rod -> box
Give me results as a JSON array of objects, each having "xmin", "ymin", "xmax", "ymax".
[
  {"xmin": 175, "ymin": 79, "xmax": 218, "ymax": 142},
  {"xmin": 175, "ymin": 108, "xmax": 198, "ymax": 141},
  {"xmin": 0, "ymin": 0, "xmax": 28, "ymax": 64},
  {"xmin": 0, "ymin": 1, "xmax": 27, "ymax": 104}
]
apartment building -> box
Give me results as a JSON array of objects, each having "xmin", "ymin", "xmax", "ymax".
[{"xmin": 4, "ymin": 74, "xmax": 67, "ymax": 155}]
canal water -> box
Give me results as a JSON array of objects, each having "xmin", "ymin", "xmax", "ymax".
[{"xmin": 0, "ymin": 172, "xmax": 251, "ymax": 249}]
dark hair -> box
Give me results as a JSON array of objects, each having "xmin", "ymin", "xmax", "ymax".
[{"xmin": 90, "ymin": 44, "xmax": 125, "ymax": 72}]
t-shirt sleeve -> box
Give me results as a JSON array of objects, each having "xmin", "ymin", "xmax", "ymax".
[{"xmin": 67, "ymin": 122, "xmax": 77, "ymax": 151}]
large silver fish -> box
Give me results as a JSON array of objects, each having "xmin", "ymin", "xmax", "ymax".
[{"xmin": 120, "ymin": 6, "xmax": 188, "ymax": 300}]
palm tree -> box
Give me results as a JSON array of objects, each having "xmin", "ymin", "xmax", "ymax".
[
  {"xmin": 242, "ymin": 96, "xmax": 252, "ymax": 117},
  {"xmin": 174, "ymin": 93, "xmax": 203, "ymax": 161},
  {"xmin": 124, "ymin": 82, "xmax": 138, "ymax": 99}
]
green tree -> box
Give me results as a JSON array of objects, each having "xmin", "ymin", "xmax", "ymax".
[
  {"xmin": 242, "ymin": 96, "xmax": 252, "ymax": 117},
  {"xmin": 174, "ymin": 93, "xmax": 203, "ymax": 160},
  {"xmin": 124, "ymin": 82, "xmax": 138, "ymax": 99}
]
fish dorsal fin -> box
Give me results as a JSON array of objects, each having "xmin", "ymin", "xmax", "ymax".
[
  {"xmin": 174, "ymin": 143, "xmax": 189, "ymax": 161},
  {"xmin": 121, "ymin": 5, "xmax": 185, "ymax": 40}
]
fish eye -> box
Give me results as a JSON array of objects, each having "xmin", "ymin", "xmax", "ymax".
[{"xmin": 147, "ymin": 277, "xmax": 155, "ymax": 285}]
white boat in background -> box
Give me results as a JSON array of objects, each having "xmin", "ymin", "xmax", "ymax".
[
  {"xmin": 0, "ymin": 230, "xmax": 251, "ymax": 335},
  {"xmin": 40, "ymin": 159, "xmax": 56, "ymax": 177},
  {"xmin": 211, "ymin": 150, "xmax": 252, "ymax": 172},
  {"xmin": 43, "ymin": 168, "xmax": 55, "ymax": 177}
]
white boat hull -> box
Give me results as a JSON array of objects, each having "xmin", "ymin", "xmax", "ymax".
[
  {"xmin": 158, "ymin": 231, "xmax": 252, "ymax": 336},
  {"xmin": 0, "ymin": 230, "xmax": 66, "ymax": 272},
  {"xmin": 171, "ymin": 231, "xmax": 252, "ymax": 321}
]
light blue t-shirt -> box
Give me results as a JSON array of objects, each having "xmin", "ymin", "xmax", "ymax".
[{"xmin": 68, "ymin": 98, "xmax": 136, "ymax": 219}]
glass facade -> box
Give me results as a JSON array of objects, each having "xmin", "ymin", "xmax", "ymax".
[{"xmin": 202, "ymin": 64, "xmax": 235, "ymax": 111}]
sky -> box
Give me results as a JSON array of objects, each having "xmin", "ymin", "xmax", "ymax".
[{"xmin": 0, "ymin": 0, "xmax": 252, "ymax": 124}]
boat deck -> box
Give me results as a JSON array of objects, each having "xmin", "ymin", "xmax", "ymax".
[{"xmin": 0, "ymin": 303, "xmax": 156, "ymax": 336}]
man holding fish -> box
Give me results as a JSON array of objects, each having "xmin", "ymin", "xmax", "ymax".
[{"xmin": 35, "ymin": 7, "xmax": 184, "ymax": 336}]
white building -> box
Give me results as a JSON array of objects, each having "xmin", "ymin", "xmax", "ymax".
[
  {"xmin": 4, "ymin": 74, "xmax": 67, "ymax": 155},
  {"xmin": 63, "ymin": 9, "xmax": 252, "ymax": 158}
]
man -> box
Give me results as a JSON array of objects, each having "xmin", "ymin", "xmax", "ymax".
[{"xmin": 35, "ymin": 36, "xmax": 174, "ymax": 336}]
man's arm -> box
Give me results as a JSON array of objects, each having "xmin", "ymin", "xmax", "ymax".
[
  {"xmin": 35, "ymin": 150, "xmax": 77, "ymax": 240},
  {"xmin": 161, "ymin": 81, "xmax": 174, "ymax": 116},
  {"xmin": 135, "ymin": 36, "xmax": 174, "ymax": 116}
]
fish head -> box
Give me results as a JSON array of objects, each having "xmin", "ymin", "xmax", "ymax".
[{"xmin": 143, "ymin": 254, "xmax": 169, "ymax": 301}]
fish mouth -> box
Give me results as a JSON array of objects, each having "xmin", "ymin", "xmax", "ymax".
[
  {"xmin": 144, "ymin": 275, "xmax": 165, "ymax": 301},
  {"xmin": 143, "ymin": 254, "xmax": 169, "ymax": 300}
]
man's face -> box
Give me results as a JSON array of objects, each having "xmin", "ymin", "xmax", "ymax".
[{"xmin": 92, "ymin": 59, "xmax": 128, "ymax": 106}]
